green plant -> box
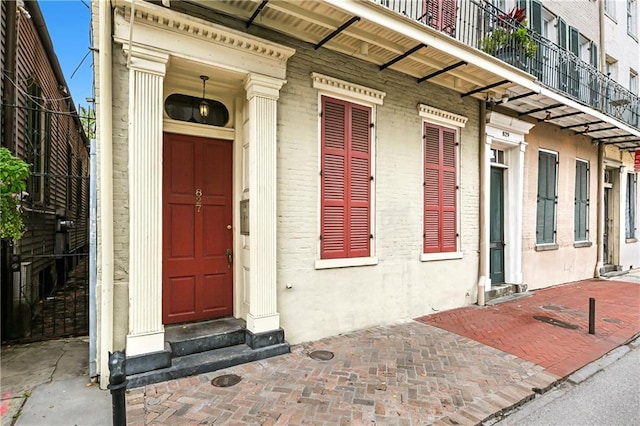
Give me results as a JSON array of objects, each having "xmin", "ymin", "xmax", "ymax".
[
  {"xmin": 0, "ymin": 147, "xmax": 30, "ymax": 240},
  {"xmin": 480, "ymin": 7, "xmax": 538, "ymax": 59}
]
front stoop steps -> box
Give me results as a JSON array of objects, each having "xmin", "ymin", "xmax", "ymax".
[
  {"xmin": 125, "ymin": 318, "xmax": 290, "ymax": 389},
  {"xmin": 485, "ymin": 283, "xmax": 529, "ymax": 304}
]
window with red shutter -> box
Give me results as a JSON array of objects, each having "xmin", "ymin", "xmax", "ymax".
[
  {"xmin": 321, "ymin": 96, "xmax": 371, "ymax": 259},
  {"xmin": 422, "ymin": 0, "xmax": 458, "ymax": 36},
  {"xmin": 423, "ymin": 123, "xmax": 457, "ymax": 253}
]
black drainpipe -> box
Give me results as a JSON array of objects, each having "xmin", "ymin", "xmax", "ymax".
[{"xmin": 2, "ymin": 0, "xmax": 17, "ymax": 151}]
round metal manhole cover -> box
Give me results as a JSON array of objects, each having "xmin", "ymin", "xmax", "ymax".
[
  {"xmin": 533, "ymin": 315, "xmax": 580, "ymax": 330},
  {"xmin": 541, "ymin": 305, "xmax": 562, "ymax": 311},
  {"xmin": 211, "ymin": 374, "xmax": 242, "ymax": 388},
  {"xmin": 309, "ymin": 350, "xmax": 334, "ymax": 361},
  {"xmin": 602, "ymin": 318, "xmax": 622, "ymax": 324}
]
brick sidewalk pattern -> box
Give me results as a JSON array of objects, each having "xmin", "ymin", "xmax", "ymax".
[
  {"xmin": 126, "ymin": 322, "xmax": 557, "ymax": 425},
  {"xmin": 418, "ymin": 279, "xmax": 640, "ymax": 377}
]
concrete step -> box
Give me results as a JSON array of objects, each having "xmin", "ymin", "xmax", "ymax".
[
  {"xmin": 165, "ymin": 317, "xmax": 246, "ymax": 357},
  {"xmin": 126, "ymin": 343, "xmax": 290, "ymax": 389},
  {"xmin": 125, "ymin": 317, "xmax": 290, "ymax": 388},
  {"xmin": 485, "ymin": 284, "xmax": 519, "ymax": 302}
]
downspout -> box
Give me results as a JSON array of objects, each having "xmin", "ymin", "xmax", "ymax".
[
  {"xmin": 89, "ymin": 138, "xmax": 97, "ymax": 378},
  {"xmin": 595, "ymin": 0, "xmax": 605, "ymax": 277},
  {"xmin": 98, "ymin": 0, "xmax": 114, "ymax": 390},
  {"xmin": 595, "ymin": 141, "xmax": 604, "ymax": 277},
  {"xmin": 477, "ymin": 100, "xmax": 487, "ymax": 306},
  {"xmin": 2, "ymin": 0, "xmax": 16, "ymax": 150},
  {"xmin": 598, "ymin": 0, "xmax": 606, "ymax": 72}
]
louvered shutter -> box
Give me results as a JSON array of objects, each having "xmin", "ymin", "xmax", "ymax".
[
  {"xmin": 589, "ymin": 41, "xmax": 599, "ymax": 105},
  {"xmin": 423, "ymin": 0, "xmax": 440, "ymax": 29},
  {"xmin": 321, "ymin": 97, "xmax": 347, "ymax": 259},
  {"xmin": 441, "ymin": 0, "xmax": 457, "ymax": 36},
  {"xmin": 536, "ymin": 152, "xmax": 557, "ymax": 244},
  {"xmin": 424, "ymin": 124, "xmax": 441, "ymax": 253},
  {"xmin": 574, "ymin": 161, "xmax": 589, "ymax": 241},
  {"xmin": 321, "ymin": 97, "xmax": 371, "ymax": 259},
  {"xmin": 424, "ymin": 123, "xmax": 457, "ymax": 253},
  {"xmin": 441, "ymin": 128, "xmax": 457, "ymax": 251},
  {"xmin": 348, "ymin": 105, "xmax": 371, "ymax": 258}
]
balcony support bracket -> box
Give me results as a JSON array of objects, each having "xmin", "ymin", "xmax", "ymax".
[
  {"xmin": 518, "ymin": 103, "xmax": 564, "ymax": 117},
  {"xmin": 417, "ymin": 61, "xmax": 466, "ymax": 83},
  {"xmin": 379, "ymin": 44, "xmax": 427, "ymax": 71},
  {"xmin": 461, "ymin": 80, "xmax": 509, "ymax": 98},
  {"xmin": 315, "ymin": 16, "xmax": 361, "ymax": 50},
  {"xmin": 246, "ymin": 0, "xmax": 269, "ymax": 28}
]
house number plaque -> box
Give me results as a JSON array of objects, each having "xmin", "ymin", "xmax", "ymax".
[{"xmin": 195, "ymin": 189, "xmax": 203, "ymax": 212}]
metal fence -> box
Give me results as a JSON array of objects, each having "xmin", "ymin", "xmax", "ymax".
[{"xmin": 1, "ymin": 143, "xmax": 90, "ymax": 344}]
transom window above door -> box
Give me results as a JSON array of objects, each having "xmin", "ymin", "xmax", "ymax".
[{"xmin": 164, "ymin": 93, "xmax": 230, "ymax": 127}]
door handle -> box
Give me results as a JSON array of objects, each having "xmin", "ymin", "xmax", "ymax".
[{"xmin": 226, "ymin": 248, "xmax": 233, "ymax": 269}]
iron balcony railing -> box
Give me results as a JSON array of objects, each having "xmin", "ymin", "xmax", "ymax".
[{"xmin": 376, "ymin": 0, "xmax": 640, "ymax": 131}]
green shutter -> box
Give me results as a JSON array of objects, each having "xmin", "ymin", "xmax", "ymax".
[
  {"xmin": 590, "ymin": 41, "xmax": 598, "ymax": 68},
  {"xmin": 574, "ymin": 161, "xmax": 589, "ymax": 241},
  {"xmin": 530, "ymin": 0, "xmax": 542, "ymax": 34},
  {"xmin": 537, "ymin": 152, "xmax": 557, "ymax": 244}
]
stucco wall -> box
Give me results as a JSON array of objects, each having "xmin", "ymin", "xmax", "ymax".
[
  {"xmin": 275, "ymin": 40, "xmax": 481, "ymax": 344},
  {"xmin": 603, "ymin": 0, "xmax": 640, "ymax": 87},
  {"xmin": 522, "ymin": 123, "xmax": 598, "ymax": 289}
]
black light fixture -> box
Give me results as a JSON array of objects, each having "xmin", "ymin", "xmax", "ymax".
[
  {"xmin": 582, "ymin": 125, "xmax": 590, "ymax": 135},
  {"xmin": 199, "ymin": 75, "xmax": 209, "ymax": 119},
  {"xmin": 544, "ymin": 111, "xmax": 552, "ymax": 122}
]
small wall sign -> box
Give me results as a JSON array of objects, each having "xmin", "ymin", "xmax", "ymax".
[{"xmin": 240, "ymin": 199, "xmax": 249, "ymax": 235}]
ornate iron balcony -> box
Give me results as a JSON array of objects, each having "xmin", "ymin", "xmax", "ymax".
[{"xmin": 375, "ymin": 0, "xmax": 639, "ymax": 130}]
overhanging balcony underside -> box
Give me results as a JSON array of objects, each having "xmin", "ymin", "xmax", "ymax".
[
  {"xmin": 173, "ymin": 0, "xmax": 639, "ymax": 148},
  {"xmin": 189, "ymin": 0, "xmax": 509, "ymax": 96}
]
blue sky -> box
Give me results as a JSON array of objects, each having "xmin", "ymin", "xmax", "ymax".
[{"xmin": 39, "ymin": 0, "xmax": 93, "ymax": 112}]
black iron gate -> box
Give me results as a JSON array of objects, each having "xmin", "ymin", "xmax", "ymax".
[{"xmin": 1, "ymin": 157, "xmax": 90, "ymax": 343}]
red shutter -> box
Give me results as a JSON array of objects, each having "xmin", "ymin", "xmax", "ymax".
[
  {"xmin": 423, "ymin": 0, "xmax": 440, "ymax": 28},
  {"xmin": 440, "ymin": 0, "xmax": 457, "ymax": 36},
  {"xmin": 424, "ymin": 123, "xmax": 457, "ymax": 253},
  {"xmin": 423, "ymin": 0, "xmax": 457, "ymax": 34},
  {"xmin": 321, "ymin": 97, "xmax": 371, "ymax": 259},
  {"xmin": 441, "ymin": 128, "xmax": 457, "ymax": 252},
  {"xmin": 348, "ymin": 105, "xmax": 371, "ymax": 258},
  {"xmin": 321, "ymin": 97, "xmax": 347, "ymax": 259},
  {"xmin": 424, "ymin": 124, "xmax": 441, "ymax": 253}
]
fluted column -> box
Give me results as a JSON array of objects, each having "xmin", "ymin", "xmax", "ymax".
[
  {"xmin": 245, "ymin": 74, "xmax": 285, "ymax": 334},
  {"xmin": 125, "ymin": 46, "xmax": 168, "ymax": 355}
]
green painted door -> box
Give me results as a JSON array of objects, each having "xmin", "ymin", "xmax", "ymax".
[{"xmin": 490, "ymin": 167, "xmax": 505, "ymax": 284}]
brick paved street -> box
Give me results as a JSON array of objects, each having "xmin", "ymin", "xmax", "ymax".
[
  {"xmin": 125, "ymin": 278, "xmax": 639, "ymax": 425},
  {"xmin": 418, "ymin": 279, "xmax": 640, "ymax": 377},
  {"xmin": 126, "ymin": 322, "xmax": 557, "ymax": 425}
]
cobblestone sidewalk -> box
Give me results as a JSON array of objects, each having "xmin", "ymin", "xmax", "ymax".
[{"xmin": 127, "ymin": 322, "xmax": 558, "ymax": 425}]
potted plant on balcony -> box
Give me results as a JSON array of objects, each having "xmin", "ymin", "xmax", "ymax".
[{"xmin": 480, "ymin": 7, "xmax": 537, "ymax": 67}]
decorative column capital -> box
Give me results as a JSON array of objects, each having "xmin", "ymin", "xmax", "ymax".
[
  {"xmin": 244, "ymin": 74, "xmax": 285, "ymax": 101},
  {"xmin": 123, "ymin": 44, "xmax": 169, "ymax": 76}
]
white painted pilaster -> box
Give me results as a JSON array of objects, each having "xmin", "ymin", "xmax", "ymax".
[
  {"xmin": 244, "ymin": 74, "xmax": 285, "ymax": 334},
  {"xmin": 125, "ymin": 46, "xmax": 168, "ymax": 355}
]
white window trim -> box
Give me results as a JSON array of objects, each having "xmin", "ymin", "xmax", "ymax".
[
  {"xmin": 419, "ymin": 104, "xmax": 468, "ymax": 261},
  {"xmin": 313, "ymin": 73, "xmax": 385, "ymax": 269}
]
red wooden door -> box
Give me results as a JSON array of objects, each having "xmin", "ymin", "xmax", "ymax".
[{"xmin": 162, "ymin": 133, "xmax": 233, "ymax": 324}]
